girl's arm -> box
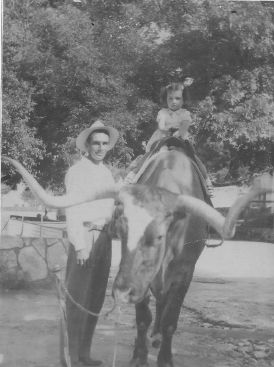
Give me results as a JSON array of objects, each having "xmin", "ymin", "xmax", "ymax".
[{"xmin": 156, "ymin": 110, "xmax": 167, "ymax": 131}]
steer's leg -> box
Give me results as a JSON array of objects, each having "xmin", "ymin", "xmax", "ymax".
[
  {"xmin": 157, "ymin": 264, "xmax": 195, "ymax": 367},
  {"xmin": 130, "ymin": 295, "xmax": 152, "ymax": 367},
  {"xmin": 151, "ymin": 298, "xmax": 164, "ymax": 348}
]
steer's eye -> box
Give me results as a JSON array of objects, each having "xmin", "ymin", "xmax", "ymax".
[{"xmin": 157, "ymin": 235, "xmax": 164, "ymax": 240}]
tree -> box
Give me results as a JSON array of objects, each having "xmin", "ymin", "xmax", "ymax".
[
  {"xmin": 2, "ymin": 0, "xmax": 143, "ymax": 188},
  {"xmin": 2, "ymin": 0, "xmax": 274, "ymax": 189},
  {"xmin": 127, "ymin": 0, "xmax": 274, "ymax": 181}
]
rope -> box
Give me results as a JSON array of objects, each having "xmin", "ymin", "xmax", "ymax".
[
  {"xmin": 52, "ymin": 237, "xmax": 220, "ymax": 323},
  {"xmin": 51, "ymin": 266, "xmax": 117, "ymax": 318},
  {"xmin": 62, "ymin": 280, "xmax": 101, "ymax": 317},
  {"xmin": 54, "ymin": 272, "xmax": 71, "ymax": 367},
  {"xmin": 112, "ymin": 306, "xmax": 122, "ymax": 367},
  {"xmin": 51, "ymin": 236, "xmax": 220, "ymax": 367},
  {"xmin": 53, "ymin": 267, "xmax": 120, "ymax": 367},
  {"xmin": 51, "ymin": 234, "xmax": 221, "ymax": 319}
]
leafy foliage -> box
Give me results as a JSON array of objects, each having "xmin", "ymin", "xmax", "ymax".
[{"xmin": 2, "ymin": 0, "xmax": 274, "ymax": 189}]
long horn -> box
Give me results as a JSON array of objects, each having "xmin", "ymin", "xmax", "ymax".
[
  {"xmin": 176, "ymin": 173, "xmax": 274, "ymax": 239},
  {"xmin": 3, "ymin": 157, "xmax": 119, "ymax": 209},
  {"xmin": 176, "ymin": 195, "xmax": 227, "ymax": 237},
  {"xmin": 223, "ymin": 173, "xmax": 274, "ymax": 238}
]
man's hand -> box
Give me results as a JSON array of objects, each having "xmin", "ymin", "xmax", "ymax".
[{"xmin": 76, "ymin": 248, "xmax": 90, "ymax": 266}]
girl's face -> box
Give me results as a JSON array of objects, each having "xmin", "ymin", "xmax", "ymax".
[{"xmin": 167, "ymin": 89, "xmax": 183, "ymax": 111}]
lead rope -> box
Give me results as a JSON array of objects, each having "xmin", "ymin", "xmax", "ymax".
[
  {"xmin": 112, "ymin": 305, "xmax": 121, "ymax": 367},
  {"xmin": 52, "ymin": 236, "xmax": 222, "ymax": 319},
  {"xmin": 51, "ymin": 265, "xmax": 119, "ymax": 318},
  {"xmin": 53, "ymin": 266, "xmax": 121, "ymax": 367},
  {"xmin": 51, "ymin": 236, "xmax": 221, "ymax": 367},
  {"xmin": 54, "ymin": 269, "xmax": 71, "ymax": 367}
]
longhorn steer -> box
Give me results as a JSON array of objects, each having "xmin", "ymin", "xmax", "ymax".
[{"xmin": 3, "ymin": 153, "xmax": 273, "ymax": 367}]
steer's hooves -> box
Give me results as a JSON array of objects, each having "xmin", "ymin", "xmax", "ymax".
[{"xmin": 129, "ymin": 358, "xmax": 149, "ymax": 367}]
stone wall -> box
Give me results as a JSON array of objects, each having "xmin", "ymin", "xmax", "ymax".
[{"xmin": 0, "ymin": 235, "xmax": 68, "ymax": 287}]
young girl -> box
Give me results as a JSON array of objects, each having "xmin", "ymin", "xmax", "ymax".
[
  {"xmin": 125, "ymin": 80, "xmax": 213, "ymax": 198},
  {"xmin": 145, "ymin": 79, "xmax": 193, "ymax": 152}
]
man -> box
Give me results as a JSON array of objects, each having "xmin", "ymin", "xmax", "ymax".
[{"xmin": 62, "ymin": 120, "xmax": 119, "ymax": 366}]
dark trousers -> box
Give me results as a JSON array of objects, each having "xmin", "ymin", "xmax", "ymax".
[{"xmin": 62, "ymin": 230, "xmax": 112, "ymax": 365}]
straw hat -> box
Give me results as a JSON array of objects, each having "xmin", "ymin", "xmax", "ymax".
[{"xmin": 76, "ymin": 120, "xmax": 119, "ymax": 152}]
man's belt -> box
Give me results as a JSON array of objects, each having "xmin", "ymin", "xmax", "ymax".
[{"xmin": 83, "ymin": 222, "xmax": 105, "ymax": 232}]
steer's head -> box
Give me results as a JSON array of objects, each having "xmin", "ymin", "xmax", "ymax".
[
  {"xmin": 112, "ymin": 185, "xmax": 176, "ymax": 304},
  {"xmin": 4, "ymin": 157, "xmax": 273, "ymax": 303}
]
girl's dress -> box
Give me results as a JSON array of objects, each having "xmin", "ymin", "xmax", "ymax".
[
  {"xmin": 146, "ymin": 108, "xmax": 192, "ymax": 152},
  {"xmin": 126, "ymin": 107, "xmax": 213, "ymax": 199}
]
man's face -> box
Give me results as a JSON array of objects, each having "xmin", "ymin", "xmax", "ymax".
[
  {"xmin": 86, "ymin": 132, "xmax": 110, "ymax": 163},
  {"xmin": 167, "ymin": 89, "xmax": 183, "ymax": 111}
]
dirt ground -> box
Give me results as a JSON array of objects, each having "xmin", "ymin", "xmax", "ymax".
[{"xmin": 0, "ymin": 269, "xmax": 274, "ymax": 367}]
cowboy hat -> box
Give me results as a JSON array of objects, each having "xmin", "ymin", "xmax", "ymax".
[{"xmin": 76, "ymin": 120, "xmax": 119, "ymax": 152}]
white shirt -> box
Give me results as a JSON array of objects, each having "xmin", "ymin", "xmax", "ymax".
[{"xmin": 65, "ymin": 157, "xmax": 115, "ymax": 251}]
